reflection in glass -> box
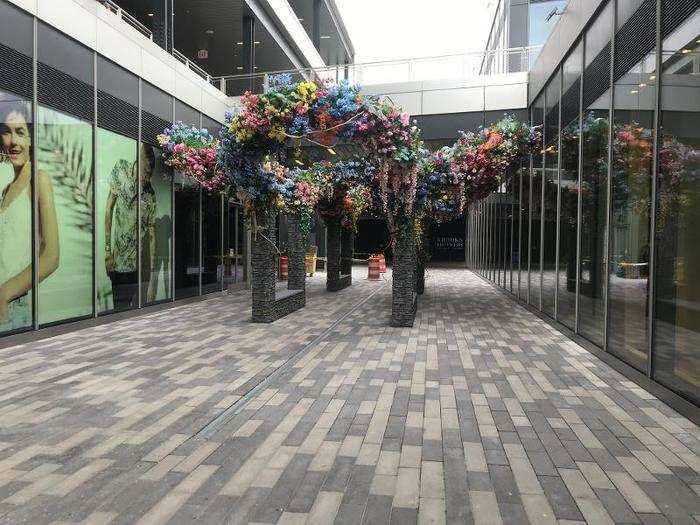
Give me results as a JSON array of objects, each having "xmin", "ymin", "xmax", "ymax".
[
  {"xmin": 607, "ymin": 0, "xmax": 656, "ymax": 371},
  {"xmin": 558, "ymin": 43, "xmax": 582, "ymax": 330},
  {"xmin": 512, "ymin": 170, "xmax": 521, "ymax": 294},
  {"xmin": 142, "ymin": 145, "xmax": 172, "ymax": 304},
  {"xmin": 652, "ymin": 5, "xmax": 700, "ymax": 404},
  {"xmin": 174, "ymin": 174, "xmax": 200, "ymax": 299},
  {"xmin": 520, "ymin": 167, "xmax": 530, "ymax": 300},
  {"xmin": 37, "ymin": 106, "xmax": 92, "ymax": 325},
  {"xmin": 202, "ymin": 192, "xmax": 222, "ymax": 294},
  {"xmin": 543, "ymin": 73, "xmax": 560, "ymax": 317},
  {"xmin": 578, "ymin": 4, "xmax": 612, "ymax": 346},
  {"xmin": 0, "ymin": 95, "xmax": 36, "ymax": 334},
  {"xmin": 97, "ymin": 128, "xmax": 137, "ymax": 313},
  {"xmin": 529, "ymin": 164, "xmax": 542, "ymax": 308}
]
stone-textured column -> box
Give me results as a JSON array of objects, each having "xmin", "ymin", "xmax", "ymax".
[
  {"xmin": 251, "ymin": 208, "xmax": 277, "ymax": 322},
  {"xmin": 341, "ymin": 228, "xmax": 354, "ymax": 278},
  {"xmin": 287, "ymin": 216, "xmax": 306, "ymax": 291},
  {"xmin": 416, "ymin": 260, "xmax": 425, "ymax": 295},
  {"xmin": 326, "ymin": 217, "xmax": 341, "ymax": 292},
  {"xmin": 391, "ymin": 217, "xmax": 417, "ymax": 327}
]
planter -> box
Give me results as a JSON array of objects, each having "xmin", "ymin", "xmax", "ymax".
[
  {"xmin": 391, "ymin": 218, "xmax": 417, "ymax": 327},
  {"xmin": 417, "ymin": 261, "xmax": 425, "ymax": 295},
  {"xmin": 287, "ymin": 216, "xmax": 306, "ymax": 291},
  {"xmin": 251, "ymin": 208, "xmax": 305, "ymax": 323},
  {"xmin": 325, "ymin": 217, "xmax": 351, "ymax": 292}
]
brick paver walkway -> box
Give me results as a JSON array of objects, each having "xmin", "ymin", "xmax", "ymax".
[{"xmin": 0, "ymin": 269, "xmax": 698, "ymax": 524}]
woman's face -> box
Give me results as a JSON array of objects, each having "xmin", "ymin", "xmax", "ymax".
[{"xmin": 1, "ymin": 111, "xmax": 31, "ymax": 169}]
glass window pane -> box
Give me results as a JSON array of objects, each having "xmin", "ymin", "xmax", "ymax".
[
  {"xmin": 141, "ymin": 144, "xmax": 172, "ymax": 305},
  {"xmin": 96, "ymin": 128, "xmax": 138, "ymax": 313},
  {"xmin": 558, "ymin": 42, "xmax": 583, "ymax": 329},
  {"xmin": 0, "ymin": 93, "xmax": 33, "ymax": 335},
  {"xmin": 543, "ymin": 72, "xmax": 561, "ymax": 317},
  {"xmin": 652, "ymin": 3, "xmax": 700, "ymax": 404},
  {"xmin": 607, "ymin": 0, "xmax": 656, "ymax": 371},
  {"xmin": 37, "ymin": 106, "xmax": 93, "ymax": 325},
  {"xmin": 530, "ymin": 95, "xmax": 545, "ymax": 308},
  {"xmin": 520, "ymin": 165, "xmax": 530, "ymax": 300},
  {"xmin": 579, "ymin": 2, "xmax": 612, "ymax": 346},
  {"xmin": 174, "ymin": 175, "xmax": 200, "ymax": 299},
  {"xmin": 202, "ymin": 192, "xmax": 222, "ymax": 294}
]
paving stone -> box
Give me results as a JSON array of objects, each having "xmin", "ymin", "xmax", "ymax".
[{"xmin": 0, "ymin": 269, "xmax": 698, "ymax": 524}]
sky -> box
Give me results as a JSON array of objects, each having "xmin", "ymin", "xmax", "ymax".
[{"xmin": 334, "ymin": 0, "xmax": 498, "ymax": 64}]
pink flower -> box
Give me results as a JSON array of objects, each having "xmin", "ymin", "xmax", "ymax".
[{"xmin": 399, "ymin": 112, "xmax": 410, "ymax": 126}]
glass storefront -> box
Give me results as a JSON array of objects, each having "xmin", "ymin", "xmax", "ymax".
[
  {"xmin": 0, "ymin": 0, "xmax": 240, "ymax": 342},
  {"xmin": 558, "ymin": 42, "xmax": 583, "ymax": 330},
  {"xmin": 652, "ymin": 2, "xmax": 700, "ymax": 404},
  {"xmin": 468, "ymin": 0, "xmax": 700, "ymax": 407}
]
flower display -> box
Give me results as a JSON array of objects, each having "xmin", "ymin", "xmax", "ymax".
[
  {"xmin": 157, "ymin": 122, "xmax": 226, "ymax": 192},
  {"xmin": 449, "ymin": 116, "xmax": 540, "ymax": 205},
  {"xmin": 284, "ymin": 166, "xmax": 327, "ymax": 239}
]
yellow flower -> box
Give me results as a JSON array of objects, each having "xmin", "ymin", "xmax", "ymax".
[
  {"xmin": 268, "ymin": 126, "xmax": 287, "ymax": 142},
  {"xmin": 297, "ymin": 82, "xmax": 318, "ymax": 103},
  {"xmin": 274, "ymin": 195, "xmax": 285, "ymax": 209}
]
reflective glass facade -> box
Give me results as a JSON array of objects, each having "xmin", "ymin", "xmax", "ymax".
[
  {"xmin": 468, "ymin": 0, "xmax": 700, "ymax": 406},
  {"xmin": 0, "ymin": 0, "xmax": 240, "ymax": 340}
]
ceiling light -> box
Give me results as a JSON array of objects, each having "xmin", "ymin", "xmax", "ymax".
[
  {"xmin": 320, "ymin": 35, "xmax": 331, "ymax": 39},
  {"xmin": 254, "ymin": 41, "xmax": 261, "ymax": 45},
  {"xmin": 638, "ymin": 82, "xmax": 646, "ymax": 88},
  {"xmin": 298, "ymin": 17, "xmax": 304, "ymax": 22},
  {"xmin": 236, "ymin": 66, "xmax": 243, "ymax": 70},
  {"xmin": 294, "ymin": 159, "xmax": 304, "ymax": 166},
  {"xmin": 327, "ymin": 147, "xmax": 336, "ymax": 155},
  {"xmin": 254, "ymin": 66, "xmax": 258, "ymax": 69},
  {"xmin": 681, "ymin": 49, "xmax": 691, "ymax": 54},
  {"xmin": 147, "ymin": 12, "xmax": 154, "ymax": 17},
  {"xmin": 649, "ymin": 75, "xmax": 656, "ymax": 80},
  {"xmin": 236, "ymin": 42, "xmax": 244, "ymax": 45},
  {"xmin": 205, "ymin": 29, "xmax": 214, "ymax": 34},
  {"xmin": 630, "ymin": 89, "xmax": 639, "ymax": 94}
]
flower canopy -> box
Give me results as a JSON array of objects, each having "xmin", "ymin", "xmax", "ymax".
[
  {"xmin": 219, "ymin": 74, "xmax": 425, "ymax": 238},
  {"xmin": 158, "ymin": 122, "xmax": 226, "ymax": 192}
]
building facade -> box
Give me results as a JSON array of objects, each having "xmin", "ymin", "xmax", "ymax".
[
  {"xmin": 469, "ymin": 0, "xmax": 700, "ymax": 410},
  {"xmin": 482, "ymin": 0, "xmax": 568, "ymax": 74},
  {"xmin": 0, "ymin": 0, "xmax": 350, "ymax": 343}
]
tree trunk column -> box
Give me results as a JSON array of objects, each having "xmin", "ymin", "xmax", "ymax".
[
  {"xmin": 287, "ymin": 216, "xmax": 306, "ymax": 291},
  {"xmin": 326, "ymin": 217, "xmax": 341, "ymax": 292},
  {"xmin": 251, "ymin": 208, "xmax": 277, "ymax": 322},
  {"xmin": 341, "ymin": 228, "xmax": 354, "ymax": 277},
  {"xmin": 391, "ymin": 218, "xmax": 417, "ymax": 327}
]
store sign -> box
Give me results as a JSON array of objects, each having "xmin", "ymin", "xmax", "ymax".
[{"xmin": 197, "ymin": 49, "xmax": 208, "ymax": 59}]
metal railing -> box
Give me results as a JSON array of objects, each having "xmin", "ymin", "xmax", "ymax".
[
  {"xmin": 97, "ymin": 0, "xmax": 153, "ymax": 40},
  {"xmin": 173, "ymin": 48, "xmax": 214, "ymax": 83},
  {"xmin": 212, "ymin": 46, "xmax": 541, "ymax": 97}
]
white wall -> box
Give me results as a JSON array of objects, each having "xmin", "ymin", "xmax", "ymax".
[
  {"xmin": 6, "ymin": 0, "xmax": 233, "ymax": 122},
  {"xmin": 359, "ymin": 73, "xmax": 529, "ymax": 116}
]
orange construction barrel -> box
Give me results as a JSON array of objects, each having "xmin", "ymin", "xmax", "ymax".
[
  {"xmin": 368, "ymin": 255, "xmax": 381, "ymax": 280},
  {"xmin": 378, "ymin": 254, "xmax": 386, "ymax": 273},
  {"xmin": 279, "ymin": 255, "xmax": 289, "ymax": 281}
]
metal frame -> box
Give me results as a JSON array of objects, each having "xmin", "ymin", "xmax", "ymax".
[
  {"xmin": 539, "ymin": 96, "xmax": 546, "ymax": 313},
  {"xmin": 527, "ymin": 139, "xmax": 534, "ymax": 305},
  {"xmin": 92, "ymin": 52, "xmax": 98, "ymax": 317},
  {"xmin": 31, "ymin": 16, "xmax": 39, "ymax": 331},
  {"xmin": 554, "ymin": 67, "xmax": 563, "ymax": 320},
  {"xmin": 575, "ymin": 39, "xmax": 585, "ymax": 335},
  {"xmin": 137, "ymin": 78, "xmax": 143, "ymax": 309},
  {"xmin": 646, "ymin": 0, "xmax": 662, "ymax": 378},
  {"xmin": 517, "ymin": 169, "xmax": 523, "ymax": 298},
  {"xmin": 602, "ymin": 0, "xmax": 616, "ymax": 353}
]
